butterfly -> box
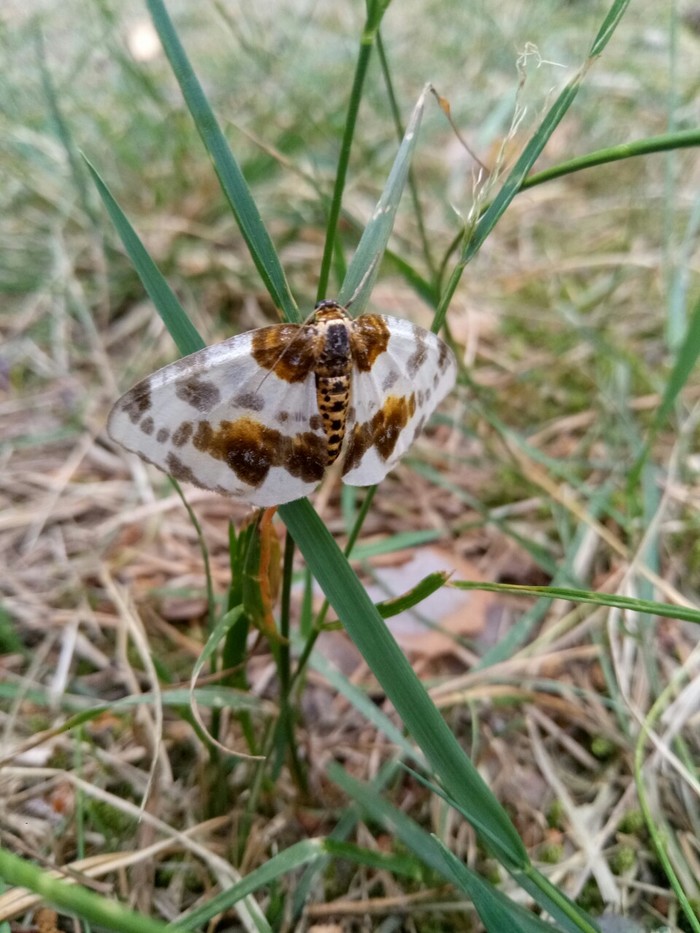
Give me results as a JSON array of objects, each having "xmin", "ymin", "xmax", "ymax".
[{"xmin": 108, "ymin": 300, "xmax": 457, "ymax": 506}]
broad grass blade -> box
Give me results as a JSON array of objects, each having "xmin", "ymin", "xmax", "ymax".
[
  {"xmin": 279, "ymin": 497, "xmax": 528, "ymax": 869},
  {"xmin": 146, "ymin": 0, "xmax": 299, "ymax": 323},
  {"xmin": 435, "ymin": 839, "xmax": 593, "ymax": 933},
  {"xmin": 330, "ymin": 764, "xmax": 599, "ymax": 933},
  {"xmin": 338, "ymin": 84, "xmax": 429, "ymax": 314}
]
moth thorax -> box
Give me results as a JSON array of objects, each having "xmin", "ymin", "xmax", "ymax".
[{"xmin": 315, "ymin": 322, "xmax": 352, "ymax": 465}]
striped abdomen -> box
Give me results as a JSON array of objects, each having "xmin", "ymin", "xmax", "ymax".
[{"xmin": 314, "ymin": 316, "xmax": 353, "ymax": 465}]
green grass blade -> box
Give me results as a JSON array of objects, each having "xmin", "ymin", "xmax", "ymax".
[
  {"xmin": 589, "ymin": 0, "xmax": 634, "ymax": 55},
  {"xmin": 338, "ymin": 84, "xmax": 429, "ymax": 314},
  {"xmin": 180, "ymin": 836, "xmax": 417, "ymax": 930},
  {"xmin": 330, "ymin": 764, "xmax": 599, "ymax": 933},
  {"xmin": 433, "ymin": 0, "xmax": 632, "ymax": 332},
  {"xmin": 414, "ymin": 763, "xmax": 601, "ymax": 932},
  {"xmin": 522, "ymin": 129, "xmax": 700, "ymax": 191},
  {"xmin": 321, "ymin": 840, "xmax": 421, "ymax": 878},
  {"xmin": 316, "ymin": 0, "xmax": 391, "ymax": 301},
  {"xmin": 452, "ymin": 581, "xmax": 700, "ymax": 626},
  {"xmin": 629, "ymin": 291, "xmax": 700, "ymax": 486},
  {"xmin": 291, "ymin": 763, "xmax": 399, "ymax": 920},
  {"xmin": 182, "ymin": 839, "xmax": 418, "ymax": 930},
  {"xmin": 35, "ymin": 27, "xmax": 96, "ymax": 226},
  {"xmin": 145, "ymin": 0, "xmax": 298, "ymax": 322},
  {"xmin": 0, "ymin": 847, "xmax": 189, "ymax": 933},
  {"xmin": 278, "ymin": 498, "xmax": 528, "ymax": 868},
  {"xmin": 376, "ymin": 570, "xmax": 451, "ymax": 618},
  {"xmin": 464, "ymin": 80, "xmax": 586, "ymax": 261},
  {"xmin": 299, "ymin": 634, "xmax": 421, "ymax": 760},
  {"xmin": 84, "ymin": 157, "xmax": 205, "ymax": 356},
  {"xmin": 179, "ymin": 839, "xmax": 325, "ymax": 929},
  {"xmin": 329, "ymin": 761, "xmax": 468, "ymax": 877},
  {"xmin": 513, "ymin": 869, "xmax": 603, "ymax": 933},
  {"xmin": 377, "ymin": 31, "xmax": 436, "ymax": 280},
  {"xmin": 434, "ymin": 840, "xmax": 570, "ymax": 933}
]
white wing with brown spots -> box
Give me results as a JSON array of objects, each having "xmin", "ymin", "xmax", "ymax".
[
  {"xmin": 108, "ymin": 303, "xmax": 457, "ymax": 507},
  {"xmin": 341, "ymin": 315, "xmax": 456, "ymax": 485},
  {"xmin": 108, "ymin": 326, "xmax": 326, "ymax": 506}
]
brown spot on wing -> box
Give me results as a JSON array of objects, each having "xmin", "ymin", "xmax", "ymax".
[
  {"xmin": 172, "ymin": 422, "xmax": 193, "ymax": 447},
  {"xmin": 166, "ymin": 452, "xmax": 199, "ymax": 485},
  {"xmin": 406, "ymin": 325, "xmax": 428, "ymax": 377},
  {"xmin": 251, "ymin": 323, "xmax": 316, "ymax": 383},
  {"xmin": 176, "ymin": 377, "xmax": 221, "ymax": 412},
  {"xmin": 438, "ymin": 339, "xmax": 452, "ymax": 371},
  {"xmin": 342, "ymin": 393, "xmax": 416, "ymax": 474},
  {"xmin": 416, "ymin": 387, "xmax": 431, "ymax": 408},
  {"xmin": 348, "ymin": 315, "xmax": 390, "ymax": 372},
  {"xmin": 382, "ymin": 369, "xmax": 399, "ymax": 391},
  {"xmin": 375, "ymin": 393, "xmax": 417, "ymax": 459},
  {"xmin": 233, "ymin": 390, "xmax": 266, "ymax": 411},
  {"xmin": 286, "ymin": 433, "xmax": 328, "ymax": 482},
  {"xmin": 193, "ymin": 417, "xmax": 326, "ymax": 488},
  {"xmin": 120, "ymin": 384, "xmax": 152, "ymax": 423}
]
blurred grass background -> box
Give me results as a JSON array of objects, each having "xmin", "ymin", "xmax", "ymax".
[{"xmin": 1, "ymin": 0, "xmax": 699, "ymax": 930}]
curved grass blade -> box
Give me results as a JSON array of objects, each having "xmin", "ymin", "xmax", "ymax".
[
  {"xmin": 0, "ymin": 686, "xmax": 271, "ymax": 771},
  {"xmin": 187, "ymin": 606, "xmax": 267, "ymax": 761},
  {"xmin": 522, "ymin": 128, "xmax": 700, "ymax": 191},
  {"xmin": 146, "ymin": 0, "xmax": 298, "ymax": 323},
  {"xmin": 376, "ymin": 570, "xmax": 451, "ymax": 618},
  {"xmin": 338, "ymin": 84, "xmax": 429, "ymax": 315}
]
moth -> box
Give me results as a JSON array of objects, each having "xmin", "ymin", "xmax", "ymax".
[{"xmin": 108, "ymin": 300, "xmax": 457, "ymax": 506}]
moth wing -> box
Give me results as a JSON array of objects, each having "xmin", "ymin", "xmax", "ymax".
[
  {"xmin": 108, "ymin": 325, "xmax": 326, "ymax": 507},
  {"xmin": 341, "ymin": 315, "xmax": 456, "ymax": 486}
]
